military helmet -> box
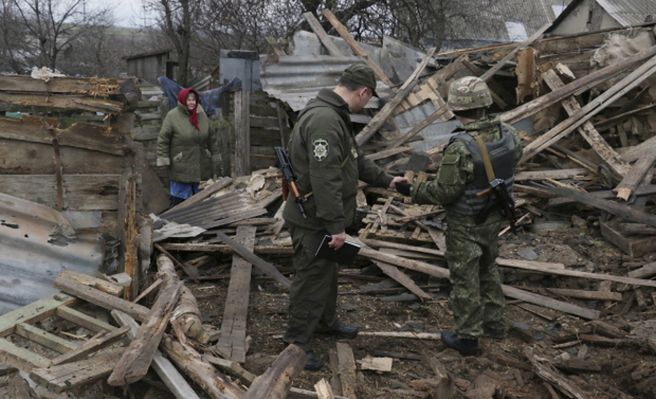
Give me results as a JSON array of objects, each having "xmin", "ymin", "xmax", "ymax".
[{"xmin": 447, "ymin": 76, "xmax": 493, "ymax": 111}]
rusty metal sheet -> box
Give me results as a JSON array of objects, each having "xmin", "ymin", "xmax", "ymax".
[{"xmin": 0, "ymin": 193, "xmax": 103, "ymax": 314}]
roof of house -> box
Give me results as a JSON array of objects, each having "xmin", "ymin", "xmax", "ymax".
[{"xmin": 550, "ymin": 0, "xmax": 656, "ymax": 29}]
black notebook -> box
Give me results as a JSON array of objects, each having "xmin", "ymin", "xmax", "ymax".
[{"xmin": 314, "ymin": 235, "xmax": 361, "ymax": 264}]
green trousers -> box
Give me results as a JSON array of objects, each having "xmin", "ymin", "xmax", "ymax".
[
  {"xmin": 446, "ymin": 216, "xmax": 505, "ymax": 339},
  {"xmin": 283, "ymin": 226, "xmax": 338, "ymax": 349}
]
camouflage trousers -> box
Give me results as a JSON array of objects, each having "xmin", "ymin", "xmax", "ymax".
[
  {"xmin": 283, "ymin": 225, "xmax": 338, "ymax": 350},
  {"xmin": 446, "ymin": 216, "xmax": 505, "ymax": 339}
]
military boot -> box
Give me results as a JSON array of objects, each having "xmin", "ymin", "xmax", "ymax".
[
  {"xmin": 441, "ymin": 331, "xmax": 481, "ymax": 356},
  {"xmin": 317, "ymin": 321, "xmax": 359, "ymax": 339},
  {"xmin": 483, "ymin": 326, "xmax": 506, "ymax": 340},
  {"xmin": 304, "ymin": 351, "xmax": 323, "ymax": 371}
]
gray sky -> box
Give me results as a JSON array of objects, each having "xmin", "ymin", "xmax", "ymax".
[{"xmin": 86, "ymin": 0, "xmax": 155, "ymax": 28}]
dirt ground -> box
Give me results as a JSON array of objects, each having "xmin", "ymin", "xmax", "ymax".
[{"xmin": 188, "ymin": 215, "xmax": 656, "ymax": 399}]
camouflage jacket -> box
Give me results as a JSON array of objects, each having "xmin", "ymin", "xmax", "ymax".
[
  {"xmin": 283, "ymin": 89, "xmax": 393, "ymax": 234},
  {"xmin": 411, "ymin": 116, "xmax": 523, "ymax": 224}
]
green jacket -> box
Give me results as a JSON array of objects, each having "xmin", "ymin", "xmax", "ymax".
[
  {"xmin": 283, "ymin": 89, "xmax": 393, "ymax": 234},
  {"xmin": 411, "ymin": 116, "xmax": 523, "ymax": 224},
  {"xmin": 156, "ymin": 103, "xmax": 220, "ymax": 182}
]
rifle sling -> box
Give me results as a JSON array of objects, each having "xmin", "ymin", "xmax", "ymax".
[{"xmin": 473, "ymin": 133, "xmax": 496, "ymax": 183}]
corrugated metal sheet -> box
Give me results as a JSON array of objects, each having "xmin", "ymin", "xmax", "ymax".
[
  {"xmin": 596, "ymin": 0, "xmax": 656, "ymax": 26},
  {"xmin": 0, "ymin": 193, "xmax": 103, "ymax": 314},
  {"xmin": 260, "ymin": 55, "xmax": 360, "ymax": 111}
]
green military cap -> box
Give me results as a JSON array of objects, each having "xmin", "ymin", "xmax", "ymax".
[{"xmin": 340, "ymin": 62, "xmax": 379, "ymax": 97}]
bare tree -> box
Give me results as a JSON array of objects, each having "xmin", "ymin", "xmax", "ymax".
[
  {"xmin": 143, "ymin": 0, "xmax": 202, "ymax": 85},
  {"xmin": 0, "ymin": 0, "xmax": 28, "ymax": 72},
  {"xmin": 12, "ymin": 0, "xmax": 110, "ymax": 70}
]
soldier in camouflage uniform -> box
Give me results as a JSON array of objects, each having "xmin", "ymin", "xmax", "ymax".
[
  {"xmin": 283, "ymin": 63, "xmax": 407, "ymax": 370},
  {"xmin": 397, "ymin": 76, "xmax": 523, "ymax": 356}
]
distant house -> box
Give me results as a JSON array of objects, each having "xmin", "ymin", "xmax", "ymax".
[
  {"xmin": 441, "ymin": 0, "xmax": 571, "ymax": 49},
  {"xmin": 548, "ymin": 0, "xmax": 656, "ymax": 35},
  {"xmin": 124, "ymin": 49, "xmax": 177, "ymax": 84}
]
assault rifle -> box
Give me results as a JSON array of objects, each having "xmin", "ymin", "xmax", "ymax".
[
  {"xmin": 274, "ymin": 146, "xmax": 307, "ymax": 219},
  {"xmin": 476, "ymin": 178, "xmax": 517, "ymax": 230}
]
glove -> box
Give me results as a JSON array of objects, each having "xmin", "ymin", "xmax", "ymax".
[{"xmin": 395, "ymin": 182, "xmax": 411, "ymax": 196}]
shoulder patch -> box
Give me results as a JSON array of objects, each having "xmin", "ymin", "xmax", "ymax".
[{"xmin": 313, "ymin": 139, "xmax": 329, "ymax": 162}]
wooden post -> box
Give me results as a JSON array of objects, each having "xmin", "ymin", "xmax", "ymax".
[
  {"xmin": 303, "ymin": 12, "xmax": 344, "ymax": 56},
  {"xmin": 233, "ymin": 89, "xmax": 251, "ymax": 177}
]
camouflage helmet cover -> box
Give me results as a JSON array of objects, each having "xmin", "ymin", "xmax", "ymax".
[{"xmin": 447, "ymin": 76, "xmax": 493, "ymax": 111}]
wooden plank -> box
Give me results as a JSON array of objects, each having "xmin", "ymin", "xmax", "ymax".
[
  {"xmin": 335, "ymin": 342, "xmax": 358, "ymax": 399},
  {"xmin": 215, "ymin": 226, "xmax": 257, "ymax": 363},
  {"xmin": 112, "ymin": 311, "xmax": 201, "ymax": 399},
  {"xmin": 204, "ymin": 354, "xmax": 256, "ymax": 384},
  {"xmin": 544, "ymin": 185, "xmax": 656, "ymax": 228},
  {"xmin": 14, "ymin": 323, "xmax": 78, "ymax": 353},
  {"xmin": 245, "ymin": 344, "xmax": 307, "ymax": 399},
  {"xmin": 50, "ymin": 326, "xmax": 129, "ymax": 366},
  {"xmin": 322, "ymin": 9, "xmax": 393, "ymax": 87},
  {"xmin": 355, "ymin": 47, "xmax": 438, "ymax": 146},
  {"xmin": 30, "ymin": 348, "xmax": 123, "ymax": 393},
  {"xmin": 234, "ymin": 89, "xmax": 251, "ymax": 176},
  {"xmin": 56, "ymin": 270, "xmax": 123, "ymax": 297},
  {"xmin": 391, "ymin": 107, "xmax": 451, "ymax": 148},
  {"xmin": 542, "ymin": 68, "xmax": 629, "ymax": 178},
  {"xmin": 372, "ymin": 261, "xmax": 432, "ymax": 300},
  {"xmin": 0, "ymin": 75, "xmax": 128, "ymax": 95},
  {"xmin": 515, "ymin": 168, "xmax": 589, "ymax": 181},
  {"xmin": 214, "ymin": 231, "xmax": 291, "ymax": 289},
  {"xmin": 521, "ymin": 56, "xmax": 656, "ymax": 163},
  {"xmin": 545, "ymin": 288, "xmax": 622, "ymax": 301},
  {"xmin": 0, "ymin": 174, "xmax": 120, "ymax": 211},
  {"xmin": 365, "ymin": 145, "xmax": 412, "ymax": 161},
  {"xmin": 161, "ymin": 242, "xmax": 294, "ymax": 255},
  {"xmin": 0, "ymin": 116, "xmax": 126, "ymax": 156},
  {"xmin": 303, "ymin": 12, "xmax": 344, "ymax": 56},
  {"xmin": 0, "ymin": 294, "xmax": 74, "ymax": 336},
  {"xmin": 0, "ymin": 92, "xmax": 125, "ymax": 113},
  {"xmin": 120, "ymin": 172, "xmax": 139, "ymax": 300},
  {"xmin": 497, "ymin": 258, "xmax": 656, "ymax": 288},
  {"xmin": 0, "ymin": 337, "xmax": 51, "ymax": 370},
  {"xmin": 54, "ymin": 277, "xmax": 150, "ymax": 322},
  {"xmin": 55, "ymin": 306, "xmax": 116, "ymax": 333},
  {"xmin": 615, "ymin": 152, "xmax": 656, "ymax": 201}
]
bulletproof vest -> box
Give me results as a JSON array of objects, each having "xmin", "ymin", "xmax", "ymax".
[{"xmin": 449, "ymin": 124, "xmax": 516, "ymax": 216}]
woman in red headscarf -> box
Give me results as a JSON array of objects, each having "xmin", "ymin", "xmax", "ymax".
[{"xmin": 157, "ymin": 88, "xmax": 221, "ymax": 205}]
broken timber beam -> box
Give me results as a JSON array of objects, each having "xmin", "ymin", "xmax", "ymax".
[
  {"xmin": 107, "ymin": 276, "xmax": 183, "ymax": 385},
  {"xmin": 372, "ymin": 261, "xmax": 432, "ymax": 300},
  {"xmin": 480, "ymin": 23, "xmax": 550, "ymax": 82},
  {"xmin": 614, "ymin": 152, "xmax": 656, "ymax": 201},
  {"xmin": 322, "ymin": 9, "xmax": 393, "ymax": 87},
  {"xmin": 542, "ymin": 68, "xmax": 629, "ymax": 178},
  {"xmin": 112, "ymin": 311, "xmax": 201, "ymax": 399},
  {"xmin": 543, "ymin": 185, "xmax": 656, "ymax": 228},
  {"xmin": 162, "ymin": 334, "xmax": 246, "ymax": 399},
  {"xmin": 359, "ymin": 247, "xmax": 599, "ymax": 319},
  {"xmin": 500, "ymin": 46, "xmax": 656, "ymax": 124},
  {"xmin": 303, "ymin": 12, "xmax": 344, "ymax": 56},
  {"xmin": 520, "ymin": 54, "xmax": 656, "ymax": 163},
  {"xmin": 245, "ymin": 344, "xmax": 307, "ymax": 399},
  {"xmin": 355, "ymin": 47, "xmax": 438, "ymax": 146}
]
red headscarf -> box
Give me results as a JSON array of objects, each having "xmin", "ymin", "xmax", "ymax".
[{"xmin": 177, "ymin": 88, "xmax": 200, "ymax": 130}]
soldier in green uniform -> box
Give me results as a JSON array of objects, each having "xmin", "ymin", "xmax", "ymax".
[
  {"xmin": 397, "ymin": 76, "xmax": 523, "ymax": 356},
  {"xmin": 282, "ymin": 63, "xmax": 407, "ymax": 370}
]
